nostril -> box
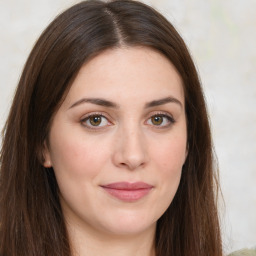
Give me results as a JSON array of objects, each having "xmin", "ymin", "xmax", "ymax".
[{"xmin": 112, "ymin": 133, "xmax": 149, "ymax": 170}]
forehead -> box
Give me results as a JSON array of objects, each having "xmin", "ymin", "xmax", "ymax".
[{"xmin": 62, "ymin": 46, "xmax": 184, "ymax": 108}]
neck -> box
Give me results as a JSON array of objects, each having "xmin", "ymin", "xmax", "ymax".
[{"xmin": 67, "ymin": 221, "xmax": 156, "ymax": 256}]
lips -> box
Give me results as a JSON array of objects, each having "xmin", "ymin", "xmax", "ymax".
[{"xmin": 100, "ymin": 182, "xmax": 153, "ymax": 202}]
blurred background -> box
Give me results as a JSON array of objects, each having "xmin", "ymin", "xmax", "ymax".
[{"xmin": 0, "ymin": 0, "xmax": 255, "ymax": 254}]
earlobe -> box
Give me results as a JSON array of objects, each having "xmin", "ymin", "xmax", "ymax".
[
  {"xmin": 184, "ymin": 144, "xmax": 189, "ymax": 164},
  {"xmin": 43, "ymin": 159, "xmax": 52, "ymax": 168},
  {"xmin": 42, "ymin": 142, "xmax": 52, "ymax": 168}
]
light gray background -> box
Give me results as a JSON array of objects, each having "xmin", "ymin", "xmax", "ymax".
[{"xmin": 0, "ymin": 0, "xmax": 255, "ymax": 254}]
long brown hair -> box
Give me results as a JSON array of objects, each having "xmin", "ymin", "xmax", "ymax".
[{"xmin": 0, "ymin": 1, "xmax": 222, "ymax": 255}]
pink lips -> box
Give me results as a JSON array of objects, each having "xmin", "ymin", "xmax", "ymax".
[{"xmin": 101, "ymin": 182, "xmax": 153, "ymax": 202}]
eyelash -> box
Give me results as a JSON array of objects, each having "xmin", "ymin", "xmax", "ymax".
[
  {"xmin": 80, "ymin": 112, "xmax": 175, "ymax": 130},
  {"xmin": 80, "ymin": 112, "xmax": 112, "ymax": 130},
  {"xmin": 145, "ymin": 112, "xmax": 175, "ymax": 128}
]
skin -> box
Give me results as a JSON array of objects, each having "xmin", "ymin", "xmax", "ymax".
[{"xmin": 44, "ymin": 46, "xmax": 187, "ymax": 256}]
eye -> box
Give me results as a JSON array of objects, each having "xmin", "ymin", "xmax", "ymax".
[
  {"xmin": 81, "ymin": 114, "xmax": 110, "ymax": 129},
  {"xmin": 146, "ymin": 114, "xmax": 175, "ymax": 128}
]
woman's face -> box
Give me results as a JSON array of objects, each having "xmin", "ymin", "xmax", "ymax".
[{"xmin": 44, "ymin": 47, "xmax": 187, "ymax": 237}]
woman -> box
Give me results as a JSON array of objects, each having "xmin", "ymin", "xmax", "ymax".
[{"xmin": 0, "ymin": 0, "xmax": 223, "ymax": 255}]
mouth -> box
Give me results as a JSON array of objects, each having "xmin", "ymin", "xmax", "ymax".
[{"xmin": 100, "ymin": 182, "xmax": 153, "ymax": 202}]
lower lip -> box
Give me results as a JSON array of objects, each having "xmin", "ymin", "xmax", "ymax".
[{"xmin": 102, "ymin": 187, "xmax": 152, "ymax": 202}]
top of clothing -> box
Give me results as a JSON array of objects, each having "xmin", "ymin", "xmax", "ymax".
[{"xmin": 228, "ymin": 248, "xmax": 256, "ymax": 256}]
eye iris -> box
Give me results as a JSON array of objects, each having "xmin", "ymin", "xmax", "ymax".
[
  {"xmin": 89, "ymin": 116, "xmax": 102, "ymax": 126},
  {"xmin": 151, "ymin": 116, "xmax": 163, "ymax": 125}
]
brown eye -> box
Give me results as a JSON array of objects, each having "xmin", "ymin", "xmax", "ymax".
[
  {"xmin": 151, "ymin": 116, "xmax": 163, "ymax": 126},
  {"xmin": 146, "ymin": 114, "xmax": 175, "ymax": 128},
  {"xmin": 81, "ymin": 114, "xmax": 109, "ymax": 129},
  {"xmin": 89, "ymin": 116, "xmax": 102, "ymax": 126}
]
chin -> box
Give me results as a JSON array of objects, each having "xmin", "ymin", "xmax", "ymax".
[{"xmin": 97, "ymin": 211, "xmax": 158, "ymax": 237}]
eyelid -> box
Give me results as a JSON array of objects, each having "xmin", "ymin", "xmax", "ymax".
[
  {"xmin": 80, "ymin": 112, "xmax": 113, "ymax": 130},
  {"xmin": 145, "ymin": 111, "xmax": 175, "ymax": 128},
  {"xmin": 79, "ymin": 111, "xmax": 175, "ymax": 130}
]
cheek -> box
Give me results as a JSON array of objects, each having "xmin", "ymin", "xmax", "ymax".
[
  {"xmin": 48, "ymin": 128, "xmax": 110, "ymax": 180},
  {"xmin": 150, "ymin": 133, "xmax": 186, "ymax": 197},
  {"xmin": 146, "ymin": 134, "xmax": 186, "ymax": 218},
  {"xmin": 153, "ymin": 135, "xmax": 187, "ymax": 172}
]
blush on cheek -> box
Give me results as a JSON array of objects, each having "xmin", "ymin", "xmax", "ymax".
[{"xmin": 155, "ymin": 142, "xmax": 186, "ymax": 168}]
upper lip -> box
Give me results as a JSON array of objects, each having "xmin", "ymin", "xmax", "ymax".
[{"xmin": 101, "ymin": 182, "xmax": 153, "ymax": 190}]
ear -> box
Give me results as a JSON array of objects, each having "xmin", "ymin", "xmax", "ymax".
[
  {"xmin": 184, "ymin": 143, "xmax": 189, "ymax": 164},
  {"xmin": 42, "ymin": 141, "xmax": 52, "ymax": 168}
]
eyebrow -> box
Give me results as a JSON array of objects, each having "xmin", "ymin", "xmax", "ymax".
[
  {"xmin": 145, "ymin": 96, "xmax": 183, "ymax": 108},
  {"xmin": 69, "ymin": 98, "xmax": 118, "ymax": 109},
  {"xmin": 69, "ymin": 96, "xmax": 182, "ymax": 109}
]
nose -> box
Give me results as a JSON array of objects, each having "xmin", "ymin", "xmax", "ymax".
[{"xmin": 112, "ymin": 126, "xmax": 149, "ymax": 170}]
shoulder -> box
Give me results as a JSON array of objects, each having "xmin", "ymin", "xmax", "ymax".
[{"xmin": 228, "ymin": 248, "xmax": 256, "ymax": 256}]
